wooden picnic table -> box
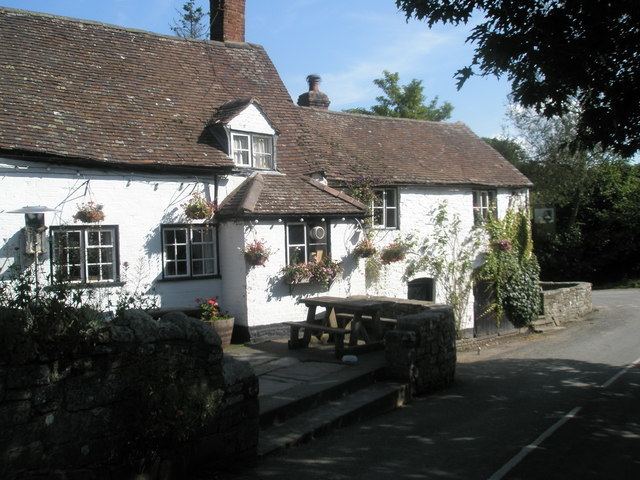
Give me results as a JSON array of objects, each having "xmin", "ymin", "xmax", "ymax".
[{"xmin": 287, "ymin": 296, "xmax": 395, "ymax": 358}]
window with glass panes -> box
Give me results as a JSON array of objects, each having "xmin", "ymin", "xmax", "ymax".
[
  {"xmin": 473, "ymin": 190, "xmax": 497, "ymax": 225},
  {"xmin": 161, "ymin": 225, "xmax": 218, "ymax": 279},
  {"xmin": 50, "ymin": 226, "xmax": 118, "ymax": 283},
  {"xmin": 286, "ymin": 221, "xmax": 329, "ymax": 265},
  {"xmin": 372, "ymin": 188, "xmax": 398, "ymax": 228},
  {"xmin": 231, "ymin": 132, "xmax": 273, "ymax": 169}
]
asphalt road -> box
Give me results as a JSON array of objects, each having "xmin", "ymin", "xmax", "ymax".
[{"xmin": 226, "ymin": 289, "xmax": 640, "ymax": 480}]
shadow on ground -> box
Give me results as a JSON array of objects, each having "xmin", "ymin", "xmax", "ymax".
[{"xmin": 217, "ymin": 356, "xmax": 639, "ymax": 480}]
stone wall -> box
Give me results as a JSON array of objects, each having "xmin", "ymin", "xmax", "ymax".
[
  {"xmin": 381, "ymin": 300, "xmax": 457, "ymax": 395},
  {"xmin": 540, "ymin": 281, "xmax": 593, "ymax": 325},
  {"xmin": 0, "ymin": 310, "xmax": 258, "ymax": 480}
]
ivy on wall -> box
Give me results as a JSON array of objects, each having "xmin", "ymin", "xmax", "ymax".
[{"xmin": 476, "ymin": 208, "xmax": 541, "ymax": 328}]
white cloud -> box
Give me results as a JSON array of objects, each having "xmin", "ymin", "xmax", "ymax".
[{"xmin": 318, "ymin": 29, "xmax": 453, "ymax": 108}]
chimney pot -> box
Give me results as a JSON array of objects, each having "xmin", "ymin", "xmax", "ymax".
[
  {"xmin": 298, "ymin": 74, "xmax": 330, "ymax": 110},
  {"xmin": 210, "ymin": 0, "xmax": 245, "ymax": 43}
]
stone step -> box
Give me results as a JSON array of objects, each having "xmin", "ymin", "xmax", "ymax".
[
  {"xmin": 258, "ymin": 382, "xmax": 409, "ymax": 458},
  {"xmin": 259, "ymin": 355, "xmax": 386, "ymax": 429}
]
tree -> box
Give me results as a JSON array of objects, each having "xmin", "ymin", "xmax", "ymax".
[
  {"xmin": 482, "ymin": 137, "xmax": 529, "ymax": 170},
  {"xmin": 170, "ymin": 0, "xmax": 208, "ymax": 39},
  {"xmin": 344, "ymin": 70, "xmax": 453, "ymax": 121},
  {"xmin": 500, "ymin": 105, "xmax": 640, "ymax": 284},
  {"xmin": 395, "ymin": 0, "xmax": 640, "ymax": 157}
]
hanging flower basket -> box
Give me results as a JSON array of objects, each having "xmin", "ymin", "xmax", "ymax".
[
  {"xmin": 183, "ymin": 192, "xmax": 216, "ymax": 220},
  {"xmin": 73, "ymin": 202, "xmax": 105, "ymax": 223},
  {"xmin": 353, "ymin": 238, "xmax": 377, "ymax": 258},
  {"xmin": 244, "ymin": 239, "xmax": 272, "ymax": 267},
  {"xmin": 380, "ymin": 241, "xmax": 408, "ymax": 264}
]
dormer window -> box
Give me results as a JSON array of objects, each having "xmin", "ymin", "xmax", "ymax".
[{"xmin": 232, "ymin": 132, "xmax": 274, "ymax": 169}]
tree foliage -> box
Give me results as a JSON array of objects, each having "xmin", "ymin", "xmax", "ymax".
[
  {"xmin": 499, "ymin": 105, "xmax": 640, "ymax": 285},
  {"xmin": 396, "ymin": 0, "xmax": 640, "ymax": 157},
  {"xmin": 345, "ymin": 70, "xmax": 453, "ymax": 121},
  {"xmin": 170, "ymin": 0, "xmax": 208, "ymax": 39},
  {"xmin": 476, "ymin": 208, "xmax": 541, "ymax": 328},
  {"xmin": 482, "ymin": 137, "xmax": 529, "ymax": 170}
]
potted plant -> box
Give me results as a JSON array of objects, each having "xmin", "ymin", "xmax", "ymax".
[
  {"xmin": 198, "ymin": 297, "xmax": 234, "ymax": 346},
  {"xmin": 244, "ymin": 239, "xmax": 272, "ymax": 267},
  {"xmin": 183, "ymin": 192, "xmax": 216, "ymax": 220},
  {"xmin": 281, "ymin": 262, "xmax": 312, "ymax": 285},
  {"xmin": 380, "ymin": 241, "xmax": 408, "ymax": 264},
  {"xmin": 353, "ymin": 237, "xmax": 377, "ymax": 258},
  {"xmin": 73, "ymin": 201, "xmax": 105, "ymax": 223}
]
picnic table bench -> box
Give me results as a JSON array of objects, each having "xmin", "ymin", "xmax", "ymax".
[{"xmin": 287, "ymin": 296, "xmax": 395, "ymax": 358}]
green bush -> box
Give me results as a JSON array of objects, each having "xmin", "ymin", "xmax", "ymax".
[{"xmin": 477, "ymin": 209, "xmax": 541, "ymax": 328}]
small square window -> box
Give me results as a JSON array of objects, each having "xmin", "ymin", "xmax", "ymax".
[
  {"xmin": 473, "ymin": 190, "xmax": 497, "ymax": 225},
  {"xmin": 161, "ymin": 225, "xmax": 218, "ymax": 279},
  {"xmin": 231, "ymin": 131, "xmax": 274, "ymax": 169},
  {"xmin": 286, "ymin": 221, "xmax": 329, "ymax": 265},
  {"xmin": 51, "ymin": 226, "xmax": 119, "ymax": 284}
]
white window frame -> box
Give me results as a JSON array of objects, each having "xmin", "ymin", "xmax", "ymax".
[
  {"xmin": 231, "ymin": 131, "xmax": 274, "ymax": 169},
  {"xmin": 371, "ymin": 188, "xmax": 398, "ymax": 229},
  {"xmin": 161, "ymin": 224, "xmax": 218, "ymax": 279},
  {"xmin": 286, "ymin": 221, "xmax": 329, "ymax": 265},
  {"xmin": 473, "ymin": 190, "xmax": 497, "ymax": 225},
  {"xmin": 50, "ymin": 226, "xmax": 119, "ymax": 284}
]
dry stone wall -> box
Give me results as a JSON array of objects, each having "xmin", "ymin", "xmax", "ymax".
[
  {"xmin": 540, "ymin": 282, "xmax": 593, "ymax": 325},
  {"xmin": 380, "ymin": 300, "xmax": 456, "ymax": 395},
  {"xmin": 0, "ymin": 310, "xmax": 258, "ymax": 480}
]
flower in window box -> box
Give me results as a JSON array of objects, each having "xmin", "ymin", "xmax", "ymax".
[
  {"xmin": 380, "ymin": 241, "xmax": 408, "ymax": 264},
  {"xmin": 353, "ymin": 237, "xmax": 377, "ymax": 258},
  {"xmin": 244, "ymin": 239, "xmax": 272, "ymax": 267},
  {"xmin": 281, "ymin": 263, "xmax": 313, "ymax": 285},
  {"xmin": 183, "ymin": 192, "xmax": 216, "ymax": 220},
  {"xmin": 308, "ymin": 258, "xmax": 343, "ymax": 287},
  {"xmin": 73, "ymin": 201, "xmax": 105, "ymax": 223}
]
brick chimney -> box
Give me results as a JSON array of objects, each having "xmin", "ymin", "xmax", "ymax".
[
  {"xmin": 210, "ymin": 0, "xmax": 245, "ymax": 42},
  {"xmin": 297, "ymin": 75, "xmax": 331, "ymax": 110}
]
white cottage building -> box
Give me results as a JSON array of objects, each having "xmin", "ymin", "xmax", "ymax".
[{"xmin": 0, "ymin": 2, "xmax": 531, "ymax": 340}]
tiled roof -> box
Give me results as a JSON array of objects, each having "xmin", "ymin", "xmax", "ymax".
[
  {"xmin": 299, "ymin": 108, "xmax": 532, "ymax": 187},
  {"xmin": 0, "ymin": 7, "xmax": 530, "ymax": 189},
  {"xmin": 217, "ymin": 174, "xmax": 366, "ymax": 218},
  {"xmin": 0, "ymin": 8, "xmax": 310, "ymax": 171},
  {"xmin": 209, "ymin": 97, "xmax": 279, "ymax": 133}
]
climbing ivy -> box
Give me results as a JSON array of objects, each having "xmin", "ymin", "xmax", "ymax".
[{"xmin": 476, "ymin": 208, "xmax": 541, "ymax": 328}]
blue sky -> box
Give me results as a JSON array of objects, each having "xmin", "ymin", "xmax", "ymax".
[{"xmin": 2, "ymin": 0, "xmax": 512, "ymax": 137}]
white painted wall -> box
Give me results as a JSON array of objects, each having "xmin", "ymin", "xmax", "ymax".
[
  {"xmin": 0, "ymin": 156, "xmax": 529, "ymax": 333},
  {"xmin": 0, "ymin": 157, "xmax": 247, "ymax": 314},
  {"xmin": 366, "ymin": 186, "xmax": 529, "ymax": 330},
  {"xmin": 243, "ymin": 220, "xmax": 366, "ymax": 326},
  {"xmin": 227, "ymin": 104, "xmax": 276, "ymax": 135}
]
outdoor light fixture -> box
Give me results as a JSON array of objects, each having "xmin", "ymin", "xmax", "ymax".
[{"xmin": 8, "ymin": 206, "xmax": 59, "ymax": 255}]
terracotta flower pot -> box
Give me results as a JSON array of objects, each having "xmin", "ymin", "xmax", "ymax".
[{"xmin": 205, "ymin": 317, "xmax": 234, "ymax": 346}]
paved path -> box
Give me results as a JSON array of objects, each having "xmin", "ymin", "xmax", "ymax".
[{"xmin": 223, "ymin": 289, "xmax": 640, "ymax": 479}]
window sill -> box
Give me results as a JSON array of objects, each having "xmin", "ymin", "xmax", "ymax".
[
  {"xmin": 158, "ymin": 275, "xmax": 221, "ymax": 283},
  {"xmin": 46, "ymin": 281, "xmax": 125, "ymax": 290}
]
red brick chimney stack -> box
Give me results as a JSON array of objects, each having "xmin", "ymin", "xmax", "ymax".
[
  {"xmin": 210, "ymin": 0, "xmax": 245, "ymax": 43},
  {"xmin": 298, "ymin": 74, "xmax": 331, "ymax": 110}
]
